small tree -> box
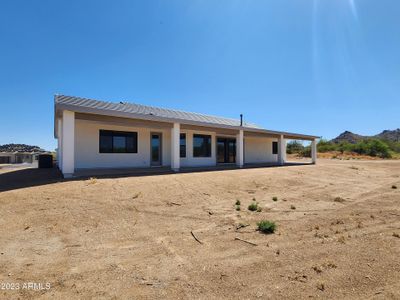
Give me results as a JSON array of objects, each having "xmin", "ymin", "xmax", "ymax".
[{"xmin": 286, "ymin": 140, "xmax": 304, "ymax": 154}]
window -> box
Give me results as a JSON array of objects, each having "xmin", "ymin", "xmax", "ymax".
[
  {"xmin": 193, "ymin": 134, "xmax": 211, "ymax": 157},
  {"xmin": 99, "ymin": 130, "xmax": 138, "ymax": 153},
  {"xmin": 272, "ymin": 141, "xmax": 278, "ymax": 155},
  {"xmin": 180, "ymin": 133, "xmax": 186, "ymax": 158}
]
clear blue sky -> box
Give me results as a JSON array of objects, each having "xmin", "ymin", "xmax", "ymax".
[{"xmin": 1, "ymin": 0, "xmax": 399, "ymax": 151}]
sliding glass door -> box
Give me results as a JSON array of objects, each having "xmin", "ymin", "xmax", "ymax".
[{"xmin": 217, "ymin": 137, "xmax": 236, "ymax": 163}]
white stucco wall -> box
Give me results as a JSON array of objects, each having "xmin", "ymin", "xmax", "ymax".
[
  {"xmin": 74, "ymin": 119, "xmax": 171, "ymax": 169},
  {"xmin": 244, "ymin": 137, "xmax": 278, "ymax": 163},
  {"xmin": 180, "ymin": 129, "xmax": 217, "ymax": 167},
  {"xmin": 74, "ymin": 118, "xmax": 280, "ymax": 169}
]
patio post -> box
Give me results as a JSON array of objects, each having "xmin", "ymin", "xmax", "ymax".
[
  {"xmin": 61, "ymin": 110, "xmax": 75, "ymax": 178},
  {"xmin": 236, "ymin": 129, "xmax": 244, "ymax": 167},
  {"xmin": 311, "ymin": 138, "xmax": 317, "ymax": 164},
  {"xmin": 171, "ymin": 122, "xmax": 180, "ymax": 171},
  {"xmin": 278, "ymin": 135, "xmax": 286, "ymax": 165}
]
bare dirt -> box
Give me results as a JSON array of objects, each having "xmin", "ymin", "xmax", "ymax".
[{"xmin": 0, "ymin": 159, "xmax": 399, "ymax": 299}]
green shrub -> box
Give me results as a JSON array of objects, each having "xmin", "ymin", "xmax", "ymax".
[
  {"xmin": 235, "ymin": 200, "xmax": 241, "ymax": 205},
  {"xmin": 248, "ymin": 202, "xmax": 258, "ymax": 211},
  {"xmin": 317, "ymin": 139, "xmax": 337, "ymax": 153},
  {"xmin": 300, "ymin": 146, "xmax": 311, "ymax": 157},
  {"xmin": 257, "ymin": 220, "xmax": 276, "ymax": 234},
  {"xmin": 236, "ymin": 205, "xmax": 241, "ymax": 211},
  {"xmin": 272, "ymin": 196, "xmax": 278, "ymax": 202},
  {"xmin": 286, "ymin": 141, "xmax": 304, "ymax": 154}
]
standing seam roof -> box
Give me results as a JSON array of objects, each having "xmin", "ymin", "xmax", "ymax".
[{"xmin": 55, "ymin": 95, "xmax": 262, "ymax": 129}]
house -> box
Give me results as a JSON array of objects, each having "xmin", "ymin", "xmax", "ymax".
[
  {"xmin": 0, "ymin": 152, "xmax": 40, "ymax": 164},
  {"xmin": 54, "ymin": 95, "xmax": 319, "ymax": 178}
]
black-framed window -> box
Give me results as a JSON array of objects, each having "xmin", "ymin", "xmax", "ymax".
[
  {"xmin": 180, "ymin": 133, "xmax": 186, "ymax": 158},
  {"xmin": 193, "ymin": 134, "xmax": 211, "ymax": 157},
  {"xmin": 272, "ymin": 141, "xmax": 278, "ymax": 155},
  {"xmin": 99, "ymin": 130, "xmax": 138, "ymax": 153}
]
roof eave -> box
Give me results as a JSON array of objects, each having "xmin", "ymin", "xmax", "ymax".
[{"xmin": 55, "ymin": 102, "xmax": 319, "ymax": 140}]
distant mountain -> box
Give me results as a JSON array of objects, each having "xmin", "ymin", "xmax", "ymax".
[
  {"xmin": 331, "ymin": 129, "xmax": 400, "ymax": 144},
  {"xmin": 0, "ymin": 144, "xmax": 45, "ymax": 153},
  {"xmin": 331, "ymin": 131, "xmax": 366, "ymax": 144},
  {"xmin": 375, "ymin": 129, "xmax": 400, "ymax": 142}
]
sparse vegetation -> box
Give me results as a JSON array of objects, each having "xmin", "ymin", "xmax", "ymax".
[
  {"xmin": 235, "ymin": 199, "xmax": 241, "ymax": 205},
  {"xmin": 257, "ymin": 220, "xmax": 276, "ymax": 234},
  {"xmin": 392, "ymin": 185, "xmax": 398, "ymax": 189},
  {"xmin": 290, "ymin": 205, "xmax": 296, "ymax": 210},
  {"xmin": 272, "ymin": 196, "xmax": 278, "ymax": 202},
  {"xmin": 236, "ymin": 205, "xmax": 241, "ymax": 211},
  {"xmin": 248, "ymin": 202, "xmax": 258, "ymax": 212},
  {"xmin": 288, "ymin": 138, "xmax": 398, "ymax": 159}
]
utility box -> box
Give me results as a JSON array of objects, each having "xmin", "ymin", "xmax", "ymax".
[{"xmin": 38, "ymin": 154, "xmax": 53, "ymax": 168}]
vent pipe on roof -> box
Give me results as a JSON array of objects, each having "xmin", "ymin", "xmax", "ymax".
[{"xmin": 240, "ymin": 114, "xmax": 243, "ymax": 126}]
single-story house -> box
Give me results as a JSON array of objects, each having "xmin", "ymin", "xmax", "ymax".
[
  {"xmin": 0, "ymin": 152, "xmax": 40, "ymax": 164},
  {"xmin": 54, "ymin": 95, "xmax": 319, "ymax": 178}
]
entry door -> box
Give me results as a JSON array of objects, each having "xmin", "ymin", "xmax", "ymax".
[
  {"xmin": 217, "ymin": 138, "xmax": 236, "ymax": 163},
  {"xmin": 151, "ymin": 133, "xmax": 162, "ymax": 166}
]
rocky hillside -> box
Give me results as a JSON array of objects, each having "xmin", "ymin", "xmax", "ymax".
[
  {"xmin": 331, "ymin": 131, "xmax": 366, "ymax": 144},
  {"xmin": 331, "ymin": 129, "xmax": 400, "ymax": 144},
  {"xmin": 0, "ymin": 144, "xmax": 45, "ymax": 153},
  {"xmin": 375, "ymin": 129, "xmax": 400, "ymax": 142}
]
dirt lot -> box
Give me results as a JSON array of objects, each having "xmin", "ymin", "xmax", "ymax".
[{"xmin": 0, "ymin": 159, "xmax": 399, "ymax": 299}]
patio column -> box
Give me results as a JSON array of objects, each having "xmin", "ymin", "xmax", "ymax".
[
  {"xmin": 278, "ymin": 135, "xmax": 286, "ymax": 165},
  {"xmin": 171, "ymin": 122, "xmax": 180, "ymax": 171},
  {"xmin": 236, "ymin": 129, "xmax": 244, "ymax": 167},
  {"xmin": 57, "ymin": 118, "xmax": 62, "ymax": 168},
  {"xmin": 311, "ymin": 138, "xmax": 317, "ymax": 164},
  {"xmin": 61, "ymin": 110, "xmax": 75, "ymax": 178}
]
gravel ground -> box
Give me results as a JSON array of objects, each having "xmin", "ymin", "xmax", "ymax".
[{"xmin": 0, "ymin": 159, "xmax": 399, "ymax": 299}]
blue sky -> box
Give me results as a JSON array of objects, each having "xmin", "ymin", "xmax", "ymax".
[{"xmin": 0, "ymin": 0, "xmax": 399, "ymax": 151}]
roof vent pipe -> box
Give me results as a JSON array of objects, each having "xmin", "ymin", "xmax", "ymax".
[{"xmin": 240, "ymin": 114, "xmax": 243, "ymax": 126}]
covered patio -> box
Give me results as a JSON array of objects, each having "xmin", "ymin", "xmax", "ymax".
[{"xmin": 55, "ymin": 95, "xmax": 319, "ymax": 177}]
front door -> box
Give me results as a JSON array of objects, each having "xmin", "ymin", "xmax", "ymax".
[
  {"xmin": 217, "ymin": 137, "xmax": 236, "ymax": 163},
  {"xmin": 151, "ymin": 133, "xmax": 162, "ymax": 166}
]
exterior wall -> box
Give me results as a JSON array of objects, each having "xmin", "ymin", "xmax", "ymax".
[
  {"xmin": 75, "ymin": 119, "xmax": 171, "ymax": 169},
  {"xmin": 180, "ymin": 129, "xmax": 217, "ymax": 167},
  {"xmin": 74, "ymin": 119, "xmax": 217, "ymax": 169},
  {"xmin": 244, "ymin": 137, "xmax": 278, "ymax": 164},
  {"xmin": 73, "ymin": 118, "xmax": 282, "ymax": 169}
]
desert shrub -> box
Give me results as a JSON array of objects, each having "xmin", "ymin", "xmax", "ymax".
[
  {"xmin": 257, "ymin": 220, "xmax": 276, "ymax": 234},
  {"xmin": 317, "ymin": 139, "xmax": 337, "ymax": 153},
  {"xmin": 290, "ymin": 205, "xmax": 296, "ymax": 210},
  {"xmin": 235, "ymin": 200, "xmax": 241, "ymax": 205},
  {"xmin": 392, "ymin": 185, "xmax": 398, "ymax": 189},
  {"xmin": 300, "ymin": 146, "xmax": 311, "ymax": 157},
  {"xmin": 286, "ymin": 141, "xmax": 304, "ymax": 154},
  {"xmin": 351, "ymin": 139, "xmax": 391, "ymax": 158},
  {"xmin": 272, "ymin": 196, "xmax": 278, "ymax": 202},
  {"xmin": 257, "ymin": 206, "xmax": 262, "ymax": 212},
  {"xmin": 248, "ymin": 202, "xmax": 258, "ymax": 211},
  {"xmin": 236, "ymin": 205, "xmax": 241, "ymax": 211}
]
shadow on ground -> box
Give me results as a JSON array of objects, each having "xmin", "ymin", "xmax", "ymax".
[{"xmin": 0, "ymin": 162, "xmax": 312, "ymax": 193}]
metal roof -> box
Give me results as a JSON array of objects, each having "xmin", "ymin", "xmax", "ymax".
[
  {"xmin": 55, "ymin": 94, "xmax": 261, "ymax": 129},
  {"xmin": 54, "ymin": 94, "xmax": 319, "ymax": 140}
]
